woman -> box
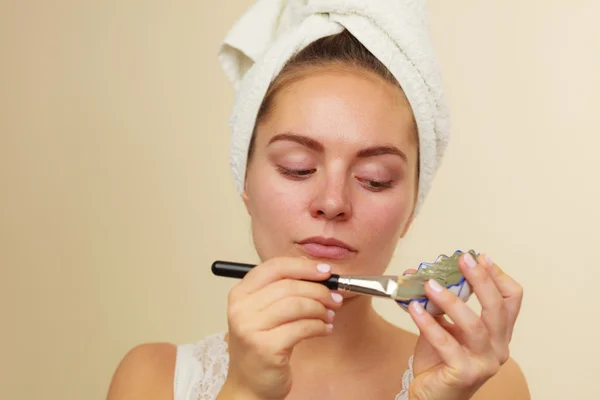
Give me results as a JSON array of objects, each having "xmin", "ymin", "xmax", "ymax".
[{"xmin": 107, "ymin": 2, "xmax": 529, "ymax": 399}]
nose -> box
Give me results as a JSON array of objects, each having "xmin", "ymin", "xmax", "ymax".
[{"xmin": 309, "ymin": 176, "xmax": 352, "ymax": 221}]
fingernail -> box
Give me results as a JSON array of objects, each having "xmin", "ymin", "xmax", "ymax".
[
  {"xmin": 485, "ymin": 254, "xmax": 493, "ymax": 268},
  {"xmin": 331, "ymin": 292, "xmax": 343, "ymax": 303},
  {"xmin": 428, "ymin": 279, "xmax": 444, "ymax": 293},
  {"xmin": 464, "ymin": 253, "xmax": 477, "ymax": 269},
  {"xmin": 411, "ymin": 301, "xmax": 424, "ymax": 315},
  {"xmin": 326, "ymin": 323, "xmax": 334, "ymax": 331},
  {"xmin": 327, "ymin": 309, "xmax": 335, "ymax": 321},
  {"xmin": 317, "ymin": 263, "xmax": 331, "ymax": 273}
]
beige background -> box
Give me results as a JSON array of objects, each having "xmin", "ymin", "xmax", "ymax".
[{"xmin": 1, "ymin": 0, "xmax": 599, "ymax": 399}]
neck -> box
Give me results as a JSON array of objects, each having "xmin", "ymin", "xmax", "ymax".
[{"xmin": 290, "ymin": 295, "xmax": 392, "ymax": 373}]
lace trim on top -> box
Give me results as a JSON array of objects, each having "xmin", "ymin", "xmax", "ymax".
[
  {"xmin": 179, "ymin": 332, "xmax": 413, "ymax": 400},
  {"xmin": 396, "ymin": 353, "xmax": 414, "ymax": 399},
  {"xmin": 189, "ymin": 332, "xmax": 230, "ymax": 400}
]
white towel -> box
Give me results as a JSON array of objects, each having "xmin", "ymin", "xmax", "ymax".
[{"xmin": 219, "ymin": 0, "xmax": 450, "ymax": 215}]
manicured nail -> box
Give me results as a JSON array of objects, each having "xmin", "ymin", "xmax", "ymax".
[
  {"xmin": 485, "ymin": 254, "xmax": 493, "ymax": 268},
  {"xmin": 464, "ymin": 253, "xmax": 477, "ymax": 269},
  {"xmin": 411, "ymin": 301, "xmax": 424, "ymax": 315},
  {"xmin": 428, "ymin": 279, "xmax": 444, "ymax": 293},
  {"xmin": 317, "ymin": 263, "xmax": 331, "ymax": 273},
  {"xmin": 327, "ymin": 309, "xmax": 335, "ymax": 321},
  {"xmin": 326, "ymin": 323, "xmax": 334, "ymax": 331},
  {"xmin": 331, "ymin": 292, "xmax": 343, "ymax": 303}
]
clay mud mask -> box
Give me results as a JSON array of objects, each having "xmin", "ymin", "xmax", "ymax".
[{"xmin": 394, "ymin": 249, "xmax": 476, "ymax": 315}]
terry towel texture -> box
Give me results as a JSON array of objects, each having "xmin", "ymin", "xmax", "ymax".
[{"xmin": 219, "ymin": 0, "xmax": 450, "ymax": 214}]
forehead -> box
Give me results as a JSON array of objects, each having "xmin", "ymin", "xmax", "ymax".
[{"xmin": 257, "ymin": 67, "xmax": 417, "ymax": 150}]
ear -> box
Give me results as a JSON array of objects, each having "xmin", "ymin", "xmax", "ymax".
[
  {"xmin": 400, "ymin": 181, "xmax": 419, "ymax": 238},
  {"xmin": 241, "ymin": 186, "xmax": 251, "ymax": 216},
  {"xmin": 399, "ymin": 210, "xmax": 415, "ymax": 239}
]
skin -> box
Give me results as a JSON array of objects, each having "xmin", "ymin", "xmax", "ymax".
[{"xmin": 106, "ymin": 67, "xmax": 530, "ymax": 400}]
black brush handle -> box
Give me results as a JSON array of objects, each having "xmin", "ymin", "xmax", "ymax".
[{"xmin": 211, "ymin": 260, "xmax": 340, "ymax": 290}]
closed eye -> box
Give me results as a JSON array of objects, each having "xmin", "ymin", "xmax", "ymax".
[
  {"xmin": 357, "ymin": 178, "xmax": 394, "ymax": 192},
  {"xmin": 277, "ymin": 166, "xmax": 316, "ymax": 179}
]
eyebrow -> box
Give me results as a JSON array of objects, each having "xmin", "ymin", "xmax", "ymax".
[
  {"xmin": 268, "ymin": 132, "xmax": 408, "ymax": 163},
  {"xmin": 268, "ymin": 133, "xmax": 324, "ymax": 152},
  {"xmin": 357, "ymin": 146, "xmax": 407, "ymax": 163}
]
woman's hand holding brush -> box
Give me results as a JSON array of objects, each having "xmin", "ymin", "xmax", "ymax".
[{"xmin": 216, "ymin": 257, "xmax": 343, "ymax": 400}]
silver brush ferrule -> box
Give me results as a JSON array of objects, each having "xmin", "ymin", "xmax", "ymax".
[{"xmin": 336, "ymin": 276, "xmax": 399, "ymax": 298}]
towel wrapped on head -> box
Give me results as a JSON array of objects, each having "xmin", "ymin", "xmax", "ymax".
[{"xmin": 218, "ymin": 0, "xmax": 450, "ymax": 215}]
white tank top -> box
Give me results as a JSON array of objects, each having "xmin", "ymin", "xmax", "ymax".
[{"xmin": 173, "ymin": 332, "xmax": 414, "ymax": 400}]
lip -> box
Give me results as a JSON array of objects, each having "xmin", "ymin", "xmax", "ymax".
[{"xmin": 296, "ymin": 236, "xmax": 357, "ymax": 260}]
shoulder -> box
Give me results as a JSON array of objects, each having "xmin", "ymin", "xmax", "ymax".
[
  {"xmin": 106, "ymin": 343, "xmax": 177, "ymax": 400},
  {"xmin": 473, "ymin": 357, "xmax": 531, "ymax": 400}
]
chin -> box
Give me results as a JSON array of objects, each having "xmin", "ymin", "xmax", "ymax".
[
  {"xmin": 338, "ymin": 291, "xmax": 361, "ymax": 300},
  {"xmin": 314, "ymin": 261, "xmax": 363, "ymax": 277}
]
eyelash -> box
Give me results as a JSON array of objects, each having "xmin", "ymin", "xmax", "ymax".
[
  {"xmin": 276, "ymin": 166, "xmax": 316, "ymax": 179},
  {"xmin": 276, "ymin": 166, "xmax": 394, "ymax": 191},
  {"xmin": 360, "ymin": 179, "xmax": 393, "ymax": 192}
]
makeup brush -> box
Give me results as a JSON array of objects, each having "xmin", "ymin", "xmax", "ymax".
[
  {"xmin": 211, "ymin": 260, "xmax": 410, "ymax": 299},
  {"xmin": 211, "ymin": 250, "xmax": 476, "ymax": 310}
]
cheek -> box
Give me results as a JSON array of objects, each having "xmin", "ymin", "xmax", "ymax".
[
  {"xmin": 249, "ymin": 171, "xmax": 305, "ymax": 220},
  {"xmin": 356, "ymin": 196, "xmax": 411, "ymax": 246},
  {"xmin": 245, "ymin": 167, "xmax": 309, "ymax": 249}
]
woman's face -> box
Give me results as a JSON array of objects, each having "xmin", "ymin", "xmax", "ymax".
[{"xmin": 243, "ymin": 67, "xmax": 419, "ymax": 276}]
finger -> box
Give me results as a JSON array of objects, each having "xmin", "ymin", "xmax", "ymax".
[
  {"xmin": 434, "ymin": 314, "xmax": 458, "ymax": 332},
  {"xmin": 408, "ymin": 300, "xmax": 465, "ymax": 367},
  {"xmin": 269, "ymin": 319, "xmax": 333, "ymax": 351},
  {"xmin": 237, "ymin": 257, "xmax": 332, "ymax": 295},
  {"xmin": 484, "ymin": 256, "xmax": 524, "ymax": 336},
  {"xmin": 258, "ymin": 297, "xmax": 334, "ymax": 330},
  {"xmin": 424, "ymin": 278, "xmax": 493, "ymax": 356},
  {"xmin": 435, "ymin": 315, "xmax": 473, "ymax": 345},
  {"xmin": 248, "ymin": 279, "xmax": 343, "ymax": 312},
  {"xmin": 434, "ymin": 314, "xmax": 457, "ymax": 334},
  {"xmin": 434, "ymin": 314, "xmax": 451, "ymax": 326},
  {"xmin": 403, "ymin": 269, "xmax": 418, "ymax": 275},
  {"xmin": 459, "ymin": 253, "xmax": 507, "ymax": 348}
]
